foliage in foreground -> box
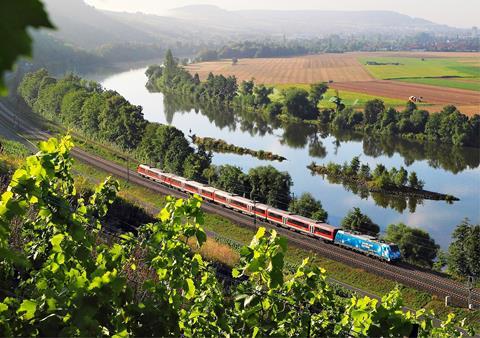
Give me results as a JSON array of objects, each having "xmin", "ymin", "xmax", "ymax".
[
  {"xmin": 0, "ymin": 136, "xmax": 473, "ymax": 337},
  {"xmin": 0, "ymin": 0, "xmax": 53, "ymax": 95}
]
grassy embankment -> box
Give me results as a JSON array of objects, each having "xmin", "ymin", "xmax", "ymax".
[
  {"xmin": 1, "ymin": 136, "xmax": 478, "ymax": 327},
  {"xmin": 360, "ymin": 56, "xmax": 480, "ymax": 92},
  {"xmin": 73, "ymin": 159, "xmax": 480, "ymax": 328}
]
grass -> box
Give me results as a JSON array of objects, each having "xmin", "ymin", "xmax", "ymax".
[
  {"xmin": 270, "ymin": 84, "xmax": 411, "ymax": 108},
  {"xmin": 0, "ymin": 137, "xmax": 31, "ymax": 171},
  {"xmin": 359, "ymin": 57, "xmax": 479, "ymax": 80},
  {"xmin": 398, "ymin": 77, "xmax": 480, "ymax": 92}
]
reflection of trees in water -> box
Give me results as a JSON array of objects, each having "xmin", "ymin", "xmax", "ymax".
[
  {"xmin": 162, "ymin": 96, "xmax": 479, "ymax": 173},
  {"xmin": 279, "ymin": 122, "xmax": 328, "ymax": 159},
  {"xmin": 324, "ymin": 127, "xmax": 479, "ymax": 174},
  {"xmin": 321, "ymin": 174, "xmax": 421, "ymax": 213},
  {"xmin": 164, "ymin": 95, "xmax": 238, "ymax": 131}
]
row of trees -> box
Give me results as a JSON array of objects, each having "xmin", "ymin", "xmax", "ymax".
[
  {"xmin": 17, "ymin": 68, "xmax": 299, "ymax": 210},
  {"xmin": 147, "ymin": 50, "xmax": 328, "ymax": 120},
  {"xmin": 327, "ymin": 99, "xmax": 480, "ymax": 147},
  {"xmin": 148, "ymin": 51, "xmax": 479, "ymax": 148},
  {"xmin": 194, "ymin": 34, "xmax": 480, "ymax": 63},
  {"xmin": 0, "ymin": 136, "xmax": 469, "ymax": 336},
  {"xmin": 316, "ymin": 156, "xmax": 425, "ymax": 190},
  {"xmin": 204, "ymin": 164, "xmax": 293, "ymax": 209}
]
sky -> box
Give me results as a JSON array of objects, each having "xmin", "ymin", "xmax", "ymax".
[{"xmin": 85, "ymin": 0, "xmax": 479, "ymax": 29}]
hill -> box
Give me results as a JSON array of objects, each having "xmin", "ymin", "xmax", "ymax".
[
  {"xmin": 169, "ymin": 5, "xmax": 464, "ymax": 37},
  {"xmin": 41, "ymin": 1, "xmax": 465, "ymax": 50}
]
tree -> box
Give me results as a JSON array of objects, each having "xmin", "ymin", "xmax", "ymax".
[
  {"xmin": 394, "ymin": 167, "xmax": 408, "ymax": 187},
  {"xmin": 253, "ymin": 84, "xmax": 273, "ymax": 107},
  {"xmin": 283, "ymin": 88, "xmax": 317, "ymax": 119},
  {"xmin": 341, "ymin": 207, "xmax": 380, "ymax": 236},
  {"xmin": 80, "ymin": 92, "xmax": 106, "ymax": 136},
  {"xmin": 384, "ymin": 223, "xmax": 439, "ymax": 267},
  {"xmin": 60, "ymin": 88, "xmax": 89, "ymax": 127},
  {"xmin": 240, "ymin": 79, "xmax": 255, "ymax": 96},
  {"xmin": 408, "ymin": 172, "xmax": 424, "ymax": 190},
  {"xmin": 348, "ymin": 156, "xmax": 360, "ymax": 175},
  {"xmin": 289, "ymin": 192, "xmax": 328, "ymax": 221},
  {"xmin": 448, "ymin": 219, "xmax": 480, "ymax": 278},
  {"xmin": 214, "ymin": 165, "xmax": 250, "ymax": 195},
  {"xmin": 329, "ymin": 95, "xmax": 345, "ymax": 113},
  {"xmin": 364, "ymin": 99, "xmax": 385, "ymax": 124},
  {"xmin": 248, "ymin": 166, "xmax": 292, "ymax": 208},
  {"xmin": 358, "ymin": 164, "xmax": 372, "ymax": 181},
  {"xmin": 309, "ymin": 83, "xmax": 328, "ymax": 107},
  {"xmin": 0, "ymin": 0, "xmax": 53, "ymax": 95},
  {"xmin": 17, "ymin": 68, "xmax": 49, "ymax": 105}
]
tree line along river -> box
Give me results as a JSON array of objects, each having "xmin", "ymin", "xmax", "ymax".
[{"xmin": 87, "ymin": 67, "xmax": 480, "ymax": 249}]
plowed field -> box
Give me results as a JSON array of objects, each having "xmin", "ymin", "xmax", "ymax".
[
  {"xmin": 331, "ymin": 80, "xmax": 480, "ymax": 115},
  {"xmin": 185, "ymin": 53, "xmax": 374, "ymax": 84}
]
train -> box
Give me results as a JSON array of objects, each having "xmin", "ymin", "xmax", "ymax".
[{"xmin": 137, "ymin": 164, "xmax": 402, "ymax": 262}]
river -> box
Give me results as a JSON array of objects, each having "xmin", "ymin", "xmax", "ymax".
[{"xmin": 90, "ymin": 67, "xmax": 480, "ymax": 248}]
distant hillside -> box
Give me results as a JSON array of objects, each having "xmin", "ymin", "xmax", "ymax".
[
  {"xmin": 41, "ymin": 1, "xmax": 464, "ymax": 50},
  {"xmin": 42, "ymin": 0, "xmax": 156, "ymax": 48},
  {"xmin": 169, "ymin": 5, "xmax": 460, "ymax": 37}
]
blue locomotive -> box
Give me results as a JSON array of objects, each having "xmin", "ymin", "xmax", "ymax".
[{"xmin": 333, "ymin": 230, "xmax": 401, "ymax": 262}]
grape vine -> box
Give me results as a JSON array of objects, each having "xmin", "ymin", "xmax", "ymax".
[{"xmin": 0, "ymin": 136, "xmax": 474, "ymax": 337}]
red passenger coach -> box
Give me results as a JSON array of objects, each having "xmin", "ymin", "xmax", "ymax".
[
  {"xmin": 229, "ymin": 195, "xmax": 254, "ymax": 214},
  {"xmin": 198, "ymin": 186, "xmax": 216, "ymax": 201},
  {"xmin": 137, "ymin": 164, "xmax": 339, "ymax": 244},
  {"xmin": 313, "ymin": 223, "xmax": 338, "ymax": 241},
  {"xmin": 267, "ymin": 208, "xmax": 289, "ymax": 225},
  {"xmin": 286, "ymin": 214, "xmax": 314, "ymax": 234},
  {"xmin": 213, "ymin": 190, "xmax": 233, "ymax": 207},
  {"xmin": 252, "ymin": 203, "xmax": 268, "ymax": 219}
]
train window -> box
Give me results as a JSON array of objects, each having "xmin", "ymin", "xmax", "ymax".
[
  {"xmin": 390, "ymin": 245, "xmax": 400, "ymax": 252},
  {"xmin": 231, "ymin": 200, "xmax": 247, "ymax": 209},
  {"xmin": 315, "ymin": 227, "xmax": 332, "ymax": 236},
  {"xmin": 186, "ymin": 184, "xmax": 197, "ymax": 191},
  {"xmin": 171, "ymin": 179, "xmax": 181, "ymax": 185},
  {"xmin": 202, "ymin": 190, "xmax": 212, "ymax": 197},
  {"xmin": 288, "ymin": 219, "xmax": 308, "ymax": 229},
  {"xmin": 268, "ymin": 212, "xmax": 282, "ymax": 219},
  {"xmin": 254, "ymin": 207, "xmax": 265, "ymax": 213},
  {"xmin": 216, "ymin": 195, "xmax": 226, "ymax": 202}
]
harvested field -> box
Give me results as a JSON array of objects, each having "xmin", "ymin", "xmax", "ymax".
[
  {"xmin": 331, "ymin": 80, "xmax": 480, "ymax": 115},
  {"xmin": 185, "ymin": 53, "xmax": 374, "ymax": 84}
]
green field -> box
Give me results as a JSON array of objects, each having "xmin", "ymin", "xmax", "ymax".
[
  {"xmin": 360, "ymin": 57, "xmax": 479, "ymax": 79},
  {"xmin": 397, "ymin": 77, "xmax": 480, "ymax": 92},
  {"xmin": 360, "ymin": 56, "xmax": 480, "ymax": 92},
  {"xmin": 271, "ymin": 84, "xmax": 410, "ymax": 108}
]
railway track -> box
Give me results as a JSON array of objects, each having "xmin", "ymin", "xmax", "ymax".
[{"xmin": 0, "ymin": 100, "xmax": 479, "ymax": 308}]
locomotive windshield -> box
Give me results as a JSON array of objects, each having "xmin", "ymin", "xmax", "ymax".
[{"xmin": 390, "ymin": 245, "xmax": 400, "ymax": 252}]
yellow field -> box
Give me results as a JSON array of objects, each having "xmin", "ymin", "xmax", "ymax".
[{"xmin": 186, "ymin": 53, "xmax": 374, "ymax": 83}]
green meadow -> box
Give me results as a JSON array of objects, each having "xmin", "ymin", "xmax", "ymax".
[
  {"xmin": 360, "ymin": 56, "xmax": 479, "ymax": 91},
  {"xmin": 271, "ymin": 84, "xmax": 410, "ymax": 109}
]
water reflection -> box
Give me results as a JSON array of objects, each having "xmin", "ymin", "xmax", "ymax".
[
  {"xmin": 314, "ymin": 172, "xmax": 423, "ymax": 213},
  {"xmin": 95, "ymin": 67, "xmax": 480, "ymax": 248},
  {"xmin": 164, "ymin": 95, "xmax": 480, "ymax": 174}
]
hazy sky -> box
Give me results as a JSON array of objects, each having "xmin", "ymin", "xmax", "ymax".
[{"xmin": 85, "ymin": 0, "xmax": 479, "ymax": 28}]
